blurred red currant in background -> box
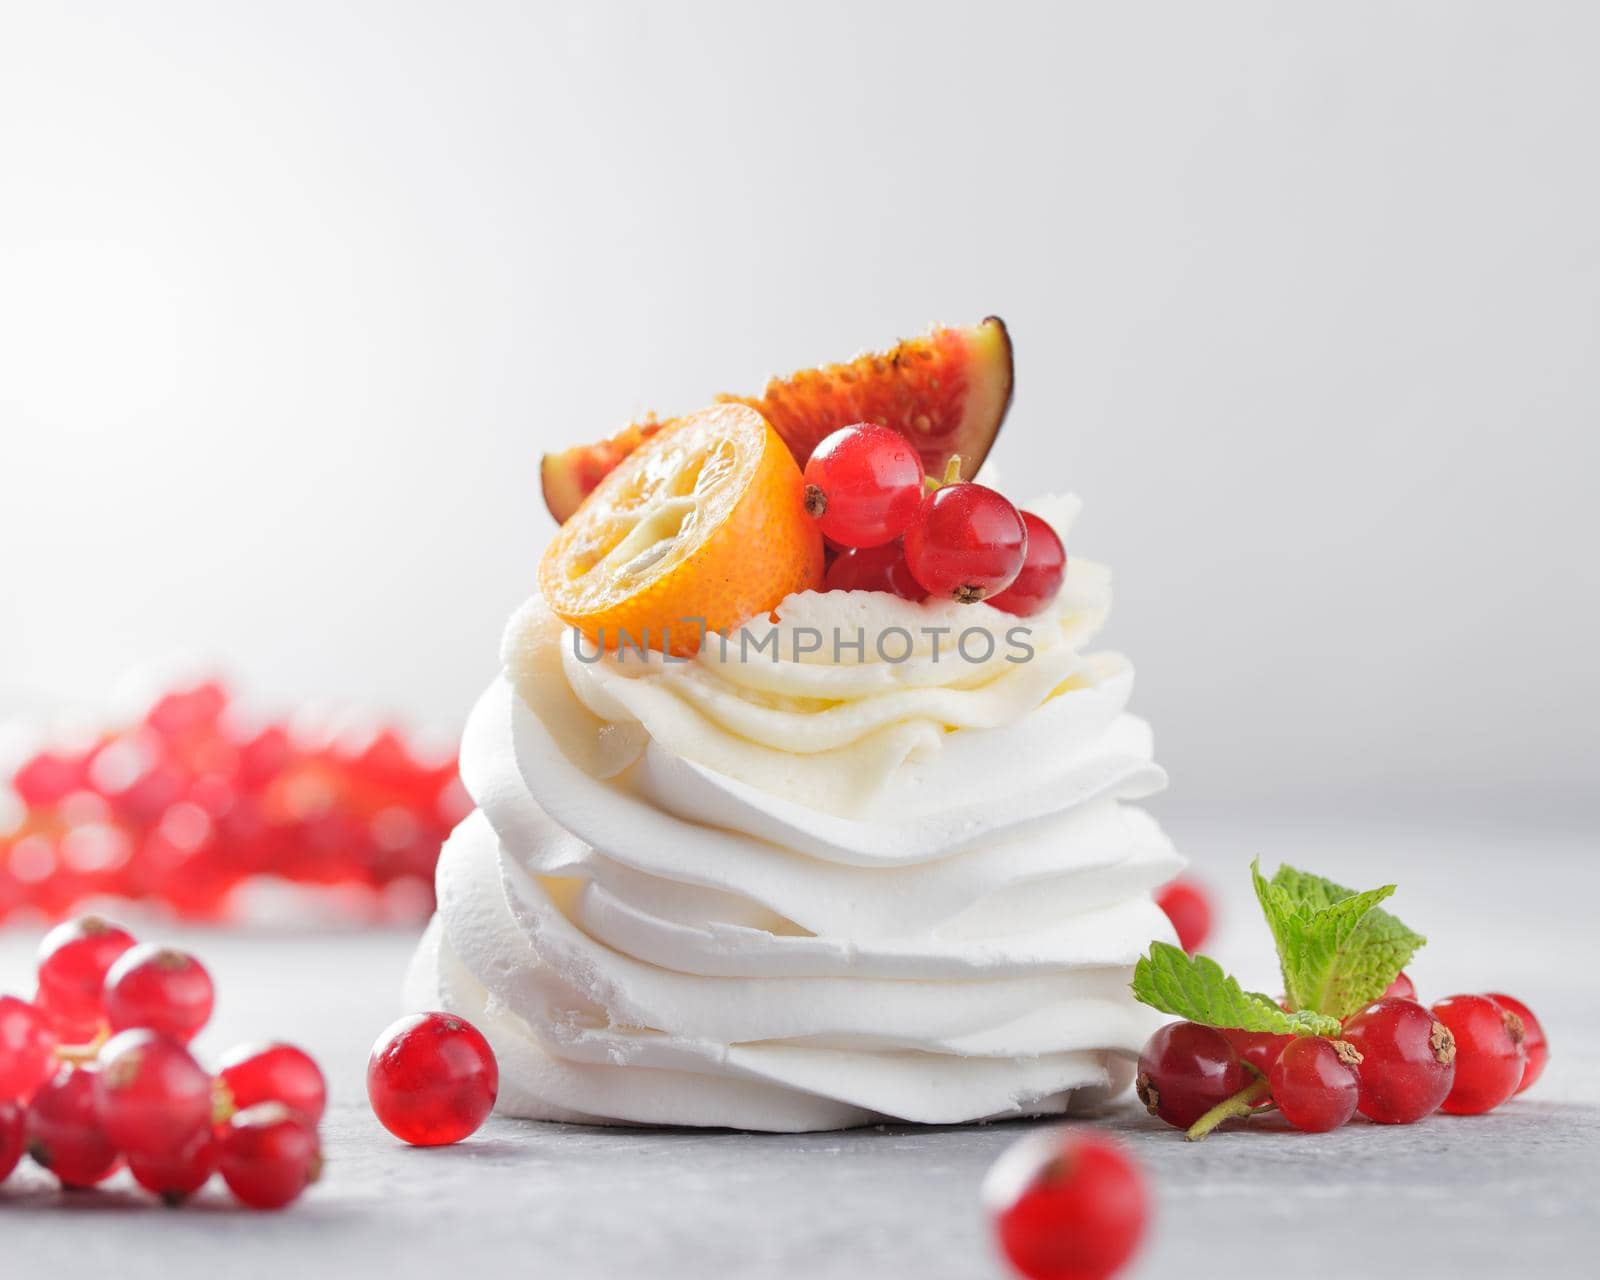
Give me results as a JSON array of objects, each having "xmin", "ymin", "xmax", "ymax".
[
  {"xmin": 984, "ymin": 1128, "xmax": 1148, "ymax": 1280},
  {"xmin": 1156, "ymin": 878, "xmax": 1213, "ymax": 954}
]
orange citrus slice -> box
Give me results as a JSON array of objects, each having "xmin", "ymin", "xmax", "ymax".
[{"xmin": 538, "ymin": 403, "xmax": 825, "ymax": 655}]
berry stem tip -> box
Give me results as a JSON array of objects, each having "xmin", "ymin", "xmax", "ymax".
[{"xmin": 1184, "ymin": 1077, "xmax": 1272, "ymax": 1142}]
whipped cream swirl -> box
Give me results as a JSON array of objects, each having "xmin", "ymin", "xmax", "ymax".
[{"xmin": 407, "ymin": 496, "xmax": 1181, "ymax": 1131}]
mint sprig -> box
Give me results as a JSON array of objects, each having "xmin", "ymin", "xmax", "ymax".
[
  {"xmin": 1132, "ymin": 859, "xmax": 1426, "ymax": 1034},
  {"xmin": 1132, "ymin": 942, "xmax": 1342, "ymax": 1037},
  {"xmin": 1251, "ymin": 860, "xmax": 1425, "ymax": 1019}
]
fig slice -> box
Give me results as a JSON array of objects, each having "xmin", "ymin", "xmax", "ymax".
[
  {"xmin": 724, "ymin": 316, "xmax": 1013, "ymax": 485},
  {"xmin": 540, "ymin": 415, "xmax": 673, "ymax": 527},
  {"xmin": 539, "ymin": 318, "xmax": 1013, "ymax": 524}
]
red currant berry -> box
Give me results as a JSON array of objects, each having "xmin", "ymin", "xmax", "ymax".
[
  {"xmin": 1382, "ymin": 971, "xmax": 1417, "ymax": 1001},
  {"xmin": 12, "ymin": 749, "xmax": 88, "ymax": 807},
  {"xmin": 35, "ymin": 915, "xmax": 137, "ymax": 1041},
  {"xmin": 1268, "ymin": 1037, "xmax": 1363, "ymax": 1132},
  {"xmin": 26, "ymin": 1064, "xmax": 123, "ymax": 1187},
  {"xmin": 903, "ymin": 483, "xmax": 1028, "ymax": 604},
  {"xmin": 1432, "ymin": 994, "xmax": 1526, "ymax": 1115},
  {"xmin": 1487, "ymin": 993, "xmax": 1548, "ymax": 1093},
  {"xmin": 368, "ymin": 1011, "xmax": 499, "ymax": 1146},
  {"xmin": 987, "ymin": 512, "xmax": 1067, "ymax": 616},
  {"xmin": 0, "ymin": 994, "xmax": 59, "ymax": 1102},
  {"xmin": 238, "ymin": 724, "xmax": 293, "ymax": 789},
  {"xmin": 0, "ymin": 1100, "xmax": 24, "ymax": 1184},
  {"xmin": 1154, "ymin": 877, "xmax": 1213, "ymax": 954},
  {"xmin": 129, "ymin": 1127, "xmax": 218, "ymax": 1204},
  {"xmin": 1341, "ymin": 997, "xmax": 1456, "ymax": 1124},
  {"xmin": 1135, "ymin": 1021, "xmax": 1248, "ymax": 1130},
  {"xmin": 1221, "ymin": 1028, "xmax": 1293, "ymax": 1076},
  {"xmin": 103, "ymin": 944, "xmax": 214, "ymax": 1043},
  {"xmin": 802, "ymin": 423, "xmax": 925, "ymax": 548},
  {"xmin": 144, "ymin": 680, "xmax": 229, "ymax": 739},
  {"xmin": 983, "ymin": 1128, "xmax": 1147, "ymax": 1280},
  {"xmin": 218, "ymin": 1102, "xmax": 322, "ymax": 1210},
  {"xmin": 823, "ymin": 540, "xmax": 928, "ymax": 601},
  {"xmin": 88, "ymin": 730, "xmax": 189, "ymax": 825},
  {"xmin": 217, "ymin": 1042, "xmax": 327, "ymax": 1123},
  {"xmin": 94, "ymin": 1028, "xmax": 214, "ymax": 1158}
]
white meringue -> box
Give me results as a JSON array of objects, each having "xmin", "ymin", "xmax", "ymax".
[{"xmin": 409, "ymin": 496, "xmax": 1180, "ymax": 1130}]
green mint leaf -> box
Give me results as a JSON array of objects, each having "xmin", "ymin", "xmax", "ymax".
[
  {"xmin": 1270, "ymin": 864, "xmax": 1374, "ymax": 912},
  {"xmin": 1131, "ymin": 942, "xmax": 1342, "ymax": 1037},
  {"xmin": 1289, "ymin": 883, "xmax": 1399, "ymax": 1014},
  {"xmin": 1251, "ymin": 860, "xmax": 1427, "ymax": 1020},
  {"xmin": 1251, "ymin": 861, "xmax": 1303, "ymax": 1004}
]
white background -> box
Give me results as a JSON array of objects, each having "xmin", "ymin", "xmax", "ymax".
[{"xmin": 3, "ymin": 1, "xmax": 1595, "ymax": 827}]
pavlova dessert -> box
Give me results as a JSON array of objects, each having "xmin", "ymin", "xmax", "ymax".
[{"xmin": 406, "ymin": 320, "xmax": 1182, "ymax": 1130}]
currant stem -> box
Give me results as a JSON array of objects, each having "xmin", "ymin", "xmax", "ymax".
[
  {"xmin": 1184, "ymin": 1077, "xmax": 1271, "ymax": 1142},
  {"xmin": 55, "ymin": 1028, "xmax": 110, "ymax": 1064},
  {"xmin": 212, "ymin": 1078, "xmax": 238, "ymax": 1127}
]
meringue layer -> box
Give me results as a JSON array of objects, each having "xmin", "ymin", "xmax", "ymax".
[{"xmin": 408, "ymin": 498, "xmax": 1181, "ymax": 1131}]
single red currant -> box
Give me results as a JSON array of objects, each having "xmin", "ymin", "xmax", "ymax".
[
  {"xmin": 368, "ymin": 1011, "xmax": 499, "ymax": 1146},
  {"xmin": 26, "ymin": 1064, "xmax": 123, "ymax": 1187},
  {"xmin": 1154, "ymin": 878, "xmax": 1213, "ymax": 954},
  {"xmin": 903, "ymin": 483, "xmax": 1028, "ymax": 604},
  {"xmin": 1221, "ymin": 1028, "xmax": 1293, "ymax": 1076},
  {"xmin": 1487, "ymin": 993, "xmax": 1548, "ymax": 1093},
  {"xmin": 88, "ymin": 730, "xmax": 189, "ymax": 825},
  {"xmin": 1432, "ymin": 994, "xmax": 1526, "ymax": 1115},
  {"xmin": 823, "ymin": 540, "xmax": 929, "ymax": 601},
  {"xmin": 1341, "ymin": 997, "xmax": 1456, "ymax": 1124},
  {"xmin": 237, "ymin": 724, "xmax": 293, "ymax": 789},
  {"xmin": 0, "ymin": 1100, "xmax": 24, "ymax": 1184},
  {"xmin": 144, "ymin": 680, "xmax": 229, "ymax": 739},
  {"xmin": 103, "ymin": 944, "xmax": 215, "ymax": 1043},
  {"xmin": 94, "ymin": 1028, "xmax": 214, "ymax": 1158},
  {"xmin": 1382, "ymin": 971, "xmax": 1417, "ymax": 1001},
  {"xmin": 35, "ymin": 915, "xmax": 137, "ymax": 1041},
  {"xmin": 802, "ymin": 423, "xmax": 925, "ymax": 548},
  {"xmin": 217, "ymin": 1042, "xmax": 327, "ymax": 1123},
  {"xmin": 129, "ymin": 1127, "xmax": 219, "ymax": 1204},
  {"xmin": 0, "ymin": 994, "xmax": 59, "ymax": 1102},
  {"xmin": 218, "ymin": 1102, "xmax": 322, "ymax": 1210},
  {"xmin": 987, "ymin": 512, "xmax": 1067, "ymax": 616},
  {"xmin": 1135, "ymin": 1021, "xmax": 1247, "ymax": 1130},
  {"xmin": 12, "ymin": 749, "xmax": 88, "ymax": 807},
  {"xmin": 1269, "ymin": 1036, "xmax": 1363, "ymax": 1132},
  {"xmin": 983, "ymin": 1128, "xmax": 1147, "ymax": 1280}
]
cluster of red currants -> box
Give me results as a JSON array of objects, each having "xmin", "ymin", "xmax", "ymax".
[
  {"xmin": 1137, "ymin": 974, "xmax": 1549, "ymax": 1138},
  {"xmin": 2, "ymin": 677, "xmax": 469, "ymax": 924},
  {"xmin": 803, "ymin": 423, "xmax": 1067, "ymax": 614},
  {"xmin": 0, "ymin": 915, "xmax": 326, "ymax": 1208}
]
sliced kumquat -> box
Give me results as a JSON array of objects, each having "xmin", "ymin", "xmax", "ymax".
[{"xmin": 538, "ymin": 403, "xmax": 824, "ymax": 655}]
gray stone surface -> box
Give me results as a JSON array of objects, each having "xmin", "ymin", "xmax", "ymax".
[{"xmin": 1, "ymin": 815, "xmax": 1595, "ymax": 1278}]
